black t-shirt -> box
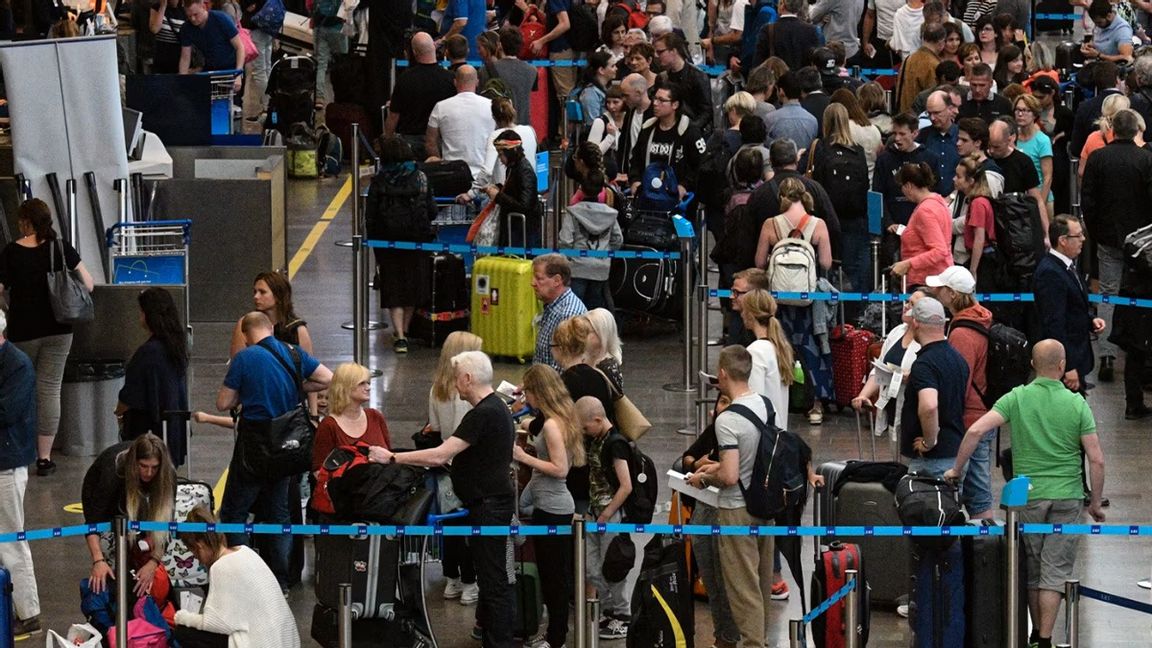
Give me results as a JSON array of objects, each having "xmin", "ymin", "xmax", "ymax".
[
  {"xmin": 899, "ymin": 340, "xmax": 969, "ymax": 460},
  {"xmin": 600, "ymin": 431, "xmax": 633, "ymax": 492},
  {"xmin": 450, "ymin": 392, "xmax": 515, "ymax": 503},
  {"xmin": 645, "ymin": 125, "xmax": 680, "ymax": 167},
  {"xmin": 389, "ymin": 63, "xmax": 456, "ymax": 136},
  {"xmin": 561, "ymin": 363, "xmax": 616, "ymax": 503},
  {"xmin": 995, "ymin": 149, "xmax": 1041, "ymax": 195},
  {"xmin": 0, "ymin": 239, "xmax": 83, "ymax": 342}
]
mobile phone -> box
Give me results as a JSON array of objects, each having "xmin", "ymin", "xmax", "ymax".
[{"xmin": 1083, "ymin": 34, "xmax": 1094, "ymax": 44}]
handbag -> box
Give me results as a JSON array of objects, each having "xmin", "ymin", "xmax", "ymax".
[
  {"xmin": 237, "ymin": 26, "xmax": 259, "ymax": 65},
  {"xmin": 594, "ymin": 368, "xmax": 652, "ymax": 441},
  {"xmin": 250, "ymin": 0, "xmax": 285, "ymax": 32},
  {"xmin": 236, "ymin": 340, "xmax": 316, "ymax": 481},
  {"xmin": 47, "ymin": 239, "xmax": 93, "ymax": 324},
  {"xmin": 466, "ymin": 201, "xmax": 500, "ymax": 247}
]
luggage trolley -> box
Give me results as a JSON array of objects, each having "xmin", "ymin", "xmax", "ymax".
[{"xmin": 201, "ymin": 69, "xmax": 242, "ymax": 136}]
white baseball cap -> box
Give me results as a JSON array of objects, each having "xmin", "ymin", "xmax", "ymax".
[{"xmin": 926, "ymin": 266, "xmax": 976, "ymax": 294}]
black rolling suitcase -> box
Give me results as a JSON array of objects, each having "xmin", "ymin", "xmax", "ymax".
[
  {"xmin": 962, "ymin": 520, "xmax": 1028, "ymax": 648},
  {"xmin": 609, "ymin": 245, "xmax": 683, "ymax": 319},
  {"xmin": 409, "ymin": 252, "xmax": 470, "ymax": 347}
]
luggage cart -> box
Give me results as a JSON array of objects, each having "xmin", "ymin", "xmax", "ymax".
[
  {"xmin": 201, "ymin": 69, "xmax": 242, "ymax": 136},
  {"xmin": 106, "ymin": 219, "xmax": 193, "ymax": 333}
]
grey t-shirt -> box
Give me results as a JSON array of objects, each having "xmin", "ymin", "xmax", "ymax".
[
  {"xmin": 525, "ymin": 421, "xmax": 576, "ymax": 515},
  {"xmin": 483, "ymin": 58, "xmax": 539, "ymax": 127},
  {"xmin": 713, "ymin": 393, "xmax": 771, "ymax": 510}
]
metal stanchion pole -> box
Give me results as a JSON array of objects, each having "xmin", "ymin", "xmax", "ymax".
[
  {"xmin": 1005, "ymin": 504, "xmax": 1022, "ymax": 648},
  {"xmin": 573, "ymin": 519, "xmax": 586, "ymax": 648},
  {"xmin": 871, "ymin": 239, "xmax": 880, "ymax": 295},
  {"xmin": 698, "ymin": 206, "xmax": 709, "ymax": 289},
  {"xmin": 844, "ymin": 569, "xmax": 859, "ymax": 648},
  {"xmin": 338, "ymin": 583, "xmax": 353, "ymax": 648},
  {"xmin": 344, "ymin": 124, "xmax": 384, "ymax": 337},
  {"xmin": 1070, "ymin": 156, "xmax": 1081, "ymax": 220},
  {"xmin": 679, "ymin": 283, "xmax": 710, "ymax": 436},
  {"xmin": 114, "ymin": 516, "xmax": 128, "ymax": 648},
  {"xmin": 789, "ymin": 619, "xmax": 806, "ymax": 647},
  {"xmin": 1065, "ymin": 579, "xmax": 1080, "ymax": 648},
  {"xmin": 665, "ymin": 233, "xmax": 696, "ymax": 392},
  {"xmin": 587, "ymin": 598, "xmax": 601, "ymax": 648}
]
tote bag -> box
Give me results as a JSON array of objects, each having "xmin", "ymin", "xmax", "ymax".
[{"xmin": 47, "ymin": 240, "xmax": 93, "ymax": 324}]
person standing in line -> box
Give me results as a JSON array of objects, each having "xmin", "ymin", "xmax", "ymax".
[
  {"xmin": 531, "ymin": 254, "xmax": 588, "ymax": 370},
  {"xmin": 0, "ymin": 198, "xmax": 95, "ymax": 477},
  {"xmin": 310, "ymin": 0, "xmax": 347, "ymax": 112}
]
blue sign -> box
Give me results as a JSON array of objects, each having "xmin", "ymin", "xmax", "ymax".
[
  {"xmin": 113, "ymin": 255, "xmax": 186, "ymax": 285},
  {"xmin": 868, "ymin": 190, "xmax": 883, "ymax": 236},
  {"xmin": 535, "ymin": 151, "xmax": 549, "ymax": 193}
]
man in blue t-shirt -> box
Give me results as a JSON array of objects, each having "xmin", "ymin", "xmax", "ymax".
[
  {"xmin": 440, "ymin": 0, "xmax": 486, "ymax": 57},
  {"xmin": 179, "ymin": 0, "xmax": 245, "ymax": 92},
  {"xmin": 215, "ymin": 311, "xmax": 331, "ymax": 590}
]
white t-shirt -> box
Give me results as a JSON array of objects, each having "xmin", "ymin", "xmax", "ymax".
[
  {"xmin": 849, "ymin": 120, "xmax": 884, "ymax": 182},
  {"xmin": 428, "ymin": 91, "xmax": 496, "ymax": 179},
  {"xmin": 728, "ymin": 0, "xmax": 750, "ymax": 33},
  {"xmin": 888, "ymin": 4, "xmax": 924, "ymax": 56},
  {"xmin": 747, "ymin": 339, "xmax": 789, "ymax": 431},
  {"xmin": 427, "ymin": 388, "xmax": 474, "ymax": 437},
  {"xmin": 714, "ymin": 392, "xmax": 772, "ymax": 510},
  {"xmin": 868, "ymin": 0, "xmax": 907, "ymax": 42},
  {"xmin": 475, "ymin": 123, "xmax": 539, "ymax": 191}
]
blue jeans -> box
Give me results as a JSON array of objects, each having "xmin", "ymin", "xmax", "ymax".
[
  {"xmin": 962, "ymin": 433, "xmax": 994, "ymax": 516},
  {"xmin": 907, "ymin": 455, "xmax": 964, "ymax": 481},
  {"xmin": 313, "ymin": 25, "xmax": 348, "ymax": 103},
  {"xmin": 840, "ymin": 220, "xmax": 872, "ymax": 294},
  {"xmin": 242, "ymin": 28, "xmax": 274, "ymax": 121},
  {"xmin": 569, "ymin": 277, "xmax": 614, "ymax": 312},
  {"xmin": 218, "ymin": 458, "xmax": 292, "ymax": 588}
]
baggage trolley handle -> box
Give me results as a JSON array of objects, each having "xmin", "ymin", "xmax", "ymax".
[{"xmin": 427, "ymin": 509, "xmax": 470, "ymax": 526}]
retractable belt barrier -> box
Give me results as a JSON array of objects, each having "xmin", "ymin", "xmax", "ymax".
[
  {"xmin": 709, "ymin": 288, "xmax": 1152, "ymax": 309},
  {"xmin": 395, "ymin": 58, "xmax": 898, "ymax": 79},
  {"xmin": 803, "ymin": 578, "xmax": 857, "ymax": 626},
  {"xmin": 364, "ymin": 239, "xmax": 681, "ymax": 259},
  {"xmin": 1078, "ymin": 586, "xmax": 1152, "ymax": 615}
]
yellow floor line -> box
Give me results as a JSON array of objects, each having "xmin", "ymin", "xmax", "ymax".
[
  {"xmin": 287, "ymin": 175, "xmax": 352, "ymax": 279},
  {"xmin": 213, "ymin": 468, "xmax": 228, "ymax": 513}
]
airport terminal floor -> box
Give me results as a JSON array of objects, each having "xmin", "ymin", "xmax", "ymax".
[{"xmin": 22, "ymin": 171, "xmax": 1152, "ymax": 646}]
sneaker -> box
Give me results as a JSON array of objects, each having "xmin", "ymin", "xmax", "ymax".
[
  {"xmin": 896, "ymin": 604, "xmax": 909, "ymax": 618},
  {"xmin": 394, "ymin": 337, "xmax": 409, "ymax": 354},
  {"xmin": 459, "ymin": 582, "xmax": 479, "ymax": 605},
  {"xmin": 1138, "ymin": 579, "xmax": 1152, "ymax": 590},
  {"xmin": 443, "ymin": 577, "xmax": 464, "ymax": 599},
  {"xmin": 470, "ymin": 624, "xmax": 482, "ymax": 641},
  {"xmin": 770, "ymin": 579, "xmax": 790, "ymax": 601},
  {"xmin": 599, "ymin": 617, "xmax": 628, "ymax": 640},
  {"xmin": 36, "ymin": 459, "xmax": 55, "ymax": 476},
  {"xmin": 531, "ymin": 642, "xmax": 563, "ymax": 648},
  {"xmin": 807, "ymin": 408, "xmax": 823, "ymax": 426},
  {"xmin": 13, "ymin": 616, "xmax": 41, "ymax": 636}
]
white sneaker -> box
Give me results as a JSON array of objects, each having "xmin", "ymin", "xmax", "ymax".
[
  {"xmin": 896, "ymin": 604, "xmax": 909, "ymax": 618},
  {"xmin": 1138, "ymin": 580, "xmax": 1152, "ymax": 590},
  {"xmin": 443, "ymin": 577, "xmax": 464, "ymax": 600},
  {"xmin": 460, "ymin": 582, "xmax": 480, "ymax": 605}
]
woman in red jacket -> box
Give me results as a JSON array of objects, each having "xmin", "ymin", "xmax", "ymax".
[{"xmin": 889, "ymin": 162, "xmax": 954, "ymax": 287}]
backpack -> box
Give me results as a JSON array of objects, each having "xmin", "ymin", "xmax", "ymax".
[
  {"xmin": 991, "ymin": 191, "xmax": 1045, "ymax": 289},
  {"xmin": 710, "ymin": 192, "xmax": 759, "ymax": 268},
  {"xmin": 316, "ymin": 124, "xmax": 342, "ymax": 177},
  {"xmin": 566, "ymin": 1, "xmax": 599, "ymax": 52},
  {"xmin": 767, "ymin": 214, "xmax": 819, "ymax": 306},
  {"xmin": 367, "ymin": 164, "xmax": 435, "ymax": 243},
  {"xmin": 286, "ymin": 122, "xmax": 320, "ymax": 178},
  {"xmin": 519, "ymin": 4, "xmax": 547, "ymax": 59},
  {"xmin": 627, "ymin": 535, "xmax": 694, "ymax": 648},
  {"xmin": 724, "ymin": 396, "xmax": 810, "ymax": 520},
  {"xmin": 604, "ymin": 432, "xmax": 658, "ymax": 524},
  {"xmin": 812, "ymin": 141, "xmax": 869, "ymax": 221},
  {"xmin": 606, "ymin": 0, "xmax": 648, "ymax": 29},
  {"xmin": 635, "ymin": 161, "xmax": 680, "ymax": 213},
  {"xmin": 697, "ymin": 131, "xmax": 739, "ymax": 211},
  {"xmin": 481, "ymin": 62, "xmax": 513, "ymax": 101},
  {"xmin": 326, "ymin": 461, "xmax": 427, "ymax": 523},
  {"xmin": 740, "ymin": 0, "xmax": 777, "ymax": 65},
  {"xmin": 311, "ymin": 443, "xmax": 373, "ymax": 515},
  {"xmin": 950, "ymin": 319, "xmax": 1031, "ymax": 409}
]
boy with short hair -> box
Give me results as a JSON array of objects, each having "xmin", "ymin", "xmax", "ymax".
[{"xmin": 576, "ymin": 395, "xmax": 633, "ymax": 640}]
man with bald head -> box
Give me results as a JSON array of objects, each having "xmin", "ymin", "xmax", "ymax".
[
  {"xmin": 616, "ymin": 73, "xmax": 653, "ymax": 181},
  {"xmin": 386, "ymin": 31, "xmax": 455, "ymax": 159},
  {"xmin": 946, "ymin": 338, "xmax": 1105, "ymax": 648},
  {"xmin": 426, "ymin": 65, "xmax": 496, "ymax": 178},
  {"xmin": 916, "ymin": 89, "xmax": 960, "ymax": 195}
]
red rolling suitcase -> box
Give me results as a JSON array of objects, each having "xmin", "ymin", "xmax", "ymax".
[
  {"xmin": 530, "ymin": 67, "xmax": 550, "ymax": 144},
  {"xmin": 830, "ymin": 323, "xmax": 876, "ymax": 409},
  {"xmin": 811, "ymin": 482, "xmax": 871, "ymax": 648}
]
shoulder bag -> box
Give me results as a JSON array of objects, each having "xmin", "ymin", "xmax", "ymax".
[
  {"xmin": 594, "ymin": 367, "xmax": 652, "ymax": 441},
  {"xmin": 237, "ymin": 339, "xmax": 316, "ymax": 481},
  {"xmin": 47, "ymin": 239, "xmax": 94, "ymax": 324}
]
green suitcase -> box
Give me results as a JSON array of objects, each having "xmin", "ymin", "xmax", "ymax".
[{"xmin": 471, "ymin": 255, "xmax": 541, "ymax": 361}]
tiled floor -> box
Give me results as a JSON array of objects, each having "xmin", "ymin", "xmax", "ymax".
[{"xmin": 23, "ymin": 169, "xmax": 1152, "ymax": 646}]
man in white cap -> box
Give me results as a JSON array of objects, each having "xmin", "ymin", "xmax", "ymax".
[
  {"xmin": 899, "ymin": 295, "xmax": 970, "ymax": 478},
  {"xmin": 928, "ymin": 266, "xmax": 996, "ymax": 519}
]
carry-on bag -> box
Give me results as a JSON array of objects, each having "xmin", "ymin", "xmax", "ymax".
[
  {"xmin": 810, "ymin": 482, "xmax": 871, "ymax": 648},
  {"xmin": 162, "ymin": 479, "xmax": 214, "ymax": 588},
  {"xmin": 470, "ymin": 213, "xmax": 540, "ymax": 361},
  {"xmin": 910, "ymin": 541, "xmax": 965, "ymax": 648},
  {"xmin": 627, "ymin": 535, "xmax": 695, "ymax": 648},
  {"xmin": 962, "ymin": 519, "xmax": 1028, "ymax": 648},
  {"xmin": 409, "ymin": 252, "xmax": 470, "ymax": 347},
  {"xmin": 608, "ymin": 245, "xmax": 682, "ymax": 319},
  {"xmin": 830, "ymin": 323, "xmax": 876, "ymax": 409}
]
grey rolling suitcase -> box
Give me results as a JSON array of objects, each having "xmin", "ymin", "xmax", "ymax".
[{"xmin": 817, "ymin": 460, "xmax": 910, "ymax": 607}]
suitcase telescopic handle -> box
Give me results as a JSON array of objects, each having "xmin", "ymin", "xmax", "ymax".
[{"xmin": 427, "ymin": 509, "xmax": 469, "ymax": 525}]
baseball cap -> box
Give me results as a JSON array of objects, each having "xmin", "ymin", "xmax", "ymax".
[
  {"xmin": 926, "ymin": 266, "xmax": 976, "ymax": 294},
  {"xmin": 812, "ymin": 47, "xmax": 837, "ymax": 74},
  {"xmin": 1030, "ymin": 75, "xmax": 1059, "ymax": 95},
  {"xmin": 910, "ymin": 296, "xmax": 948, "ymax": 325}
]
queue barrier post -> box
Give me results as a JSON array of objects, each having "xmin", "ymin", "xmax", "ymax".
[
  {"xmin": 664, "ymin": 215, "xmax": 697, "ymax": 393},
  {"xmin": 587, "ymin": 598, "xmax": 601, "ymax": 648},
  {"xmin": 696, "ymin": 283, "xmax": 710, "ymax": 433},
  {"xmin": 844, "ymin": 569, "xmax": 860, "ymax": 648},
  {"xmin": 343, "ymin": 125, "xmax": 385, "ymax": 334},
  {"xmin": 115, "ymin": 515, "xmax": 128, "ymax": 648},
  {"xmin": 573, "ymin": 519, "xmax": 586, "ymax": 648},
  {"xmin": 1002, "ymin": 476, "xmax": 1031, "ymax": 648},
  {"xmin": 1070, "ymin": 155, "xmax": 1081, "ymax": 220},
  {"xmin": 338, "ymin": 583, "xmax": 353, "ymax": 648},
  {"xmin": 788, "ymin": 618, "xmax": 806, "ymax": 647},
  {"xmin": 1065, "ymin": 579, "xmax": 1080, "ymax": 648}
]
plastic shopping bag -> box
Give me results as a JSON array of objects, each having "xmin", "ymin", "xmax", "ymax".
[{"xmin": 46, "ymin": 622, "xmax": 103, "ymax": 647}]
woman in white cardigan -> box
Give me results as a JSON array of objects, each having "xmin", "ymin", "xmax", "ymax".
[{"xmin": 173, "ymin": 506, "xmax": 301, "ymax": 648}]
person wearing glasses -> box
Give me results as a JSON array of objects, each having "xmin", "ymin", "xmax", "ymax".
[
  {"xmin": 310, "ymin": 362, "xmax": 392, "ymax": 472},
  {"xmin": 915, "ymin": 89, "xmax": 961, "ymax": 196},
  {"xmin": 626, "ymin": 83, "xmax": 707, "ymax": 199}
]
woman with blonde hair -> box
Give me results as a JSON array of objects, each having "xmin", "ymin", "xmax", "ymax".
[
  {"xmin": 1079, "ymin": 93, "xmax": 1136, "ymax": 175},
  {"xmin": 582, "ymin": 308, "xmax": 624, "ymax": 392},
  {"xmin": 812, "ymin": 103, "xmax": 872, "ymax": 294},
  {"xmin": 423, "ymin": 330, "xmax": 483, "ymax": 602},
  {"xmin": 514, "ymin": 364, "xmax": 585, "ymax": 648},
  {"xmin": 753, "ymin": 177, "xmax": 834, "ymax": 425},
  {"xmin": 311, "ymin": 363, "xmax": 392, "ymax": 472},
  {"xmin": 82, "ymin": 434, "xmax": 176, "ymax": 597},
  {"xmin": 740, "ymin": 290, "xmax": 794, "ymax": 430},
  {"xmin": 952, "ymin": 156, "xmax": 999, "ymax": 288}
]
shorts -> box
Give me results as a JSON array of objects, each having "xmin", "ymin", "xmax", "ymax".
[{"xmin": 1019, "ymin": 499, "xmax": 1084, "ymax": 592}]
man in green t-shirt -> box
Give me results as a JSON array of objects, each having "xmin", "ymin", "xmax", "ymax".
[{"xmin": 944, "ymin": 339, "xmax": 1106, "ymax": 648}]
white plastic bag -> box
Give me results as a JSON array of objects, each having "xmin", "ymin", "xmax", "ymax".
[{"xmin": 46, "ymin": 623, "xmax": 102, "ymax": 647}]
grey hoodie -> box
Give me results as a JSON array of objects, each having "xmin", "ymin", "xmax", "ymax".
[{"xmin": 559, "ymin": 201, "xmax": 624, "ymax": 281}]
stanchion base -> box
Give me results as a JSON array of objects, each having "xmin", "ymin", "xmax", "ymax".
[
  {"xmin": 707, "ymin": 337, "xmax": 724, "ymax": 346},
  {"xmin": 335, "ymin": 239, "xmax": 353, "ymax": 247},
  {"xmin": 675, "ymin": 426, "xmax": 697, "ymax": 436},
  {"xmin": 663, "ymin": 382, "xmax": 697, "ymax": 393},
  {"xmin": 341, "ymin": 320, "xmax": 385, "ymax": 331}
]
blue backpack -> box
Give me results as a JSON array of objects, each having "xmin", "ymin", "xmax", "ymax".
[
  {"xmin": 317, "ymin": 125, "xmax": 343, "ymax": 177},
  {"xmin": 636, "ymin": 162, "xmax": 680, "ymax": 213},
  {"xmin": 740, "ymin": 0, "xmax": 777, "ymax": 66}
]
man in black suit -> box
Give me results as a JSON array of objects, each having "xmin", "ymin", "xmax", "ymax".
[
  {"xmin": 753, "ymin": 0, "xmax": 821, "ymax": 71},
  {"xmin": 1033, "ymin": 215, "xmax": 1106, "ymax": 395}
]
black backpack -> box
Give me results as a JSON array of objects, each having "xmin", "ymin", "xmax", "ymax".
[
  {"xmin": 951, "ymin": 320, "xmax": 1031, "ymax": 409},
  {"xmin": 811, "ymin": 141, "xmax": 869, "ymax": 221},
  {"xmin": 710, "ymin": 196, "xmax": 759, "ymax": 268},
  {"xmin": 605, "ymin": 432, "xmax": 658, "ymax": 524},
  {"xmin": 367, "ymin": 167, "xmax": 435, "ymax": 243},
  {"xmin": 991, "ymin": 192, "xmax": 1046, "ymax": 288},
  {"xmin": 566, "ymin": 1, "xmax": 599, "ymax": 52},
  {"xmin": 327, "ymin": 462, "xmax": 427, "ymax": 523},
  {"xmin": 725, "ymin": 396, "xmax": 810, "ymax": 520},
  {"xmin": 697, "ymin": 133, "xmax": 739, "ymax": 211}
]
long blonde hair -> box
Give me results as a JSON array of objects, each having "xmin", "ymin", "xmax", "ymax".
[
  {"xmin": 122, "ymin": 434, "xmax": 176, "ymax": 549},
  {"xmin": 582, "ymin": 308, "xmax": 623, "ymax": 365},
  {"xmin": 822, "ymin": 103, "xmax": 855, "ymax": 148},
  {"xmin": 329, "ymin": 362, "xmax": 370, "ymax": 415},
  {"xmin": 741, "ymin": 290, "xmax": 796, "ymax": 386},
  {"xmin": 522, "ymin": 365, "xmax": 586, "ymax": 467},
  {"xmin": 432, "ymin": 331, "xmax": 484, "ymax": 402}
]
